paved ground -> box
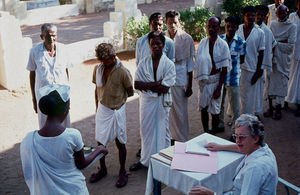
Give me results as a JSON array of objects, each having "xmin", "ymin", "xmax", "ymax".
[{"xmin": 21, "ymin": 0, "xmax": 194, "ymax": 45}]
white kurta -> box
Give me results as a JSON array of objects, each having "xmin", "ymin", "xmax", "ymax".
[
  {"xmin": 257, "ymin": 23, "xmax": 276, "ymax": 114},
  {"xmin": 26, "ymin": 42, "xmax": 72, "ymax": 128},
  {"xmin": 195, "ymin": 36, "xmax": 231, "ymax": 114},
  {"xmin": 135, "ymin": 32, "xmax": 175, "ymax": 66},
  {"xmin": 268, "ymin": 19, "xmax": 297, "ymax": 104},
  {"xmin": 236, "ymin": 24, "xmax": 265, "ymax": 115},
  {"xmin": 166, "ymin": 28, "xmax": 195, "ymax": 142},
  {"xmin": 135, "ymin": 54, "xmax": 176, "ymax": 167},
  {"xmin": 20, "ymin": 128, "xmax": 89, "ymax": 195},
  {"xmin": 286, "ymin": 12, "xmax": 300, "ymax": 104}
]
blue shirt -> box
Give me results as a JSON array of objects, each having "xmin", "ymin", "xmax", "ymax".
[{"xmin": 220, "ymin": 34, "xmax": 246, "ymax": 86}]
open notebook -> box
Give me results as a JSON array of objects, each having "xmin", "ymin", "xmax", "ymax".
[{"xmin": 185, "ymin": 139, "xmax": 211, "ymax": 156}]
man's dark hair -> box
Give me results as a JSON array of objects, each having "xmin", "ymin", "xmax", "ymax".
[
  {"xmin": 39, "ymin": 90, "xmax": 70, "ymax": 117},
  {"xmin": 148, "ymin": 31, "xmax": 166, "ymax": 45},
  {"xmin": 242, "ymin": 6, "xmax": 256, "ymax": 15},
  {"xmin": 255, "ymin": 4, "xmax": 269, "ymax": 16},
  {"xmin": 165, "ymin": 10, "xmax": 180, "ymax": 20},
  {"xmin": 149, "ymin": 12, "xmax": 163, "ymax": 24},
  {"xmin": 95, "ymin": 43, "xmax": 116, "ymax": 61},
  {"xmin": 225, "ymin": 16, "xmax": 240, "ymax": 25}
]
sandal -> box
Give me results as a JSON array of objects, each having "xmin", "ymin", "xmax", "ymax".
[
  {"xmin": 129, "ymin": 161, "xmax": 144, "ymax": 171},
  {"xmin": 116, "ymin": 171, "xmax": 128, "ymax": 188},
  {"xmin": 89, "ymin": 168, "xmax": 107, "ymax": 183}
]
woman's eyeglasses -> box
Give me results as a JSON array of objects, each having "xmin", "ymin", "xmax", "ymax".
[{"xmin": 232, "ymin": 134, "xmax": 250, "ymax": 141}]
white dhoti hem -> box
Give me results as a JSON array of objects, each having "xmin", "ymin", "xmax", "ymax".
[
  {"xmin": 170, "ymin": 86, "xmax": 189, "ymax": 142},
  {"xmin": 198, "ymin": 74, "xmax": 223, "ymax": 115},
  {"xmin": 266, "ymin": 68, "xmax": 288, "ymax": 106},
  {"xmin": 95, "ymin": 103, "xmax": 127, "ymax": 146},
  {"xmin": 255, "ymin": 76, "xmax": 264, "ymax": 115},
  {"xmin": 286, "ymin": 59, "xmax": 300, "ymax": 104},
  {"xmin": 240, "ymin": 70, "xmax": 262, "ymax": 115},
  {"xmin": 140, "ymin": 94, "xmax": 170, "ymax": 167},
  {"xmin": 38, "ymin": 107, "xmax": 71, "ymax": 129}
]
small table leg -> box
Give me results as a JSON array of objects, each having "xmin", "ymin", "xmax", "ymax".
[{"xmin": 153, "ymin": 179, "xmax": 161, "ymax": 195}]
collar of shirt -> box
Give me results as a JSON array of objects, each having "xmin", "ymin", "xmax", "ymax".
[{"xmin": 244, "ymin": 143, "xmax": 269, "ymax": 165}]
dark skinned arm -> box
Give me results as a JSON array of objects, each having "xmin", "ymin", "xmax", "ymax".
[
  {"xmin": 29, "ymin": 71, "xmax": 37, "ymax": 113},
  {"xmin": 134, "ymin": 80, "xmax": 169, "ymax": 94},
  {"xmin": 66, "ymin": 68, "xmax": 69, "ymax": 80},
  {"xmin": 240, "ymin": 55, "xmax": 245, "ymax": 65},
  {"xmin": 213, "ymin": 67, "xmax": 227, "ymax": 99},
  {"xmin": 126, "ymin": 86, "xmax": 134, "ymax": 97},
  {"xmin": 94, "ymin": 87, "xmax": 98, "ymax": 112},
  {"xmin": 251, "ymin": 50, "xmax": 264, "ymax": 85},
  {"xmin": 74, "ymin": 145, "xmax": 108, "ymax": 170},
  {"xmin": 185, "ymin": 71, "xmax": 193, "ymax": 97}
]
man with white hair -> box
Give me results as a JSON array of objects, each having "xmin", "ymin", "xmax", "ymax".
[
  {"xmin": 264, "ymin": 5, "xmax": 297, "ymax": 120},
  {"xmin": 27, "ymin": 23, "xmax": 72, "ymax": 128},
  {"xmin": 189, "ymin": 114, "xmax": 278, "ymax": 195}
]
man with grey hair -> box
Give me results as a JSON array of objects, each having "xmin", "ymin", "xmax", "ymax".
[
  {"xmin": 27, "ymin": 23, "xmax": 72, "ymax": 128},
  {"xmin": 189, "ymin": 114, "xmax": 278, "ymax": 195}
]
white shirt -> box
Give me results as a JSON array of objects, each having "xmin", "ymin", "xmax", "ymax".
[
  {"xmin": 26, "ymin": 42, "xmax": 73, "ymax": 101},
  {"xmin": 289, "ymin": 12, "xmax": 300, "ymax": 60},
  {"xmin": 230, "ymin": 144, "xmax": 278, "ymax": 195},
  {"xmin": 165, "ymin": 29, "xmax": 195, "ymax": 87},
  {"xmin": 135, "ymin": 32, "xmax": 175, "ymax": 66},
  {"xmin": 259, "ymin": 23, "xmax": 276, "ymax": 71},
  {"xmin": 236, "ymin": 24, "xmax": 265, "ymax": 72}
]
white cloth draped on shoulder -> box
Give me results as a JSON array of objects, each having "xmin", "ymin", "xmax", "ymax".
[
  {"xmin": 195, "ymin": 37, "xmax": 231, "ymax": 114},
  {"xmin": 95, "ymin": 102, "xmax": 127, "ymax": 146},
  {"xmin": 20, "ymin": 129, "xmax": 89, "ymax": 195},
  {"xmin": 135, "ymin": 54, "xmax": 176, "ymax": 166}
]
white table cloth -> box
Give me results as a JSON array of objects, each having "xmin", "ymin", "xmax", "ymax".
[{"xmin": 145, "ymin": 133, "xmax": 244, "ymax": 195}]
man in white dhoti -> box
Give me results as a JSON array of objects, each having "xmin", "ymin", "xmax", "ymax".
[
  {"xmin": 90, "ymin": 43, "xmax": 134, "ymax": 188},
  {"xmin": 165, "ymin": 10, "xmax": 195, "ymax": 143},
  {"xmin": 135, "ymin": 12, "xmax": 175, "ymax": 157},
  {"xmin": 136, "ymin": 12, "xmax": 175, "ymax": 66},
  {"xmin": 27, "ymin": 23, "xmax": 72, "ymax": 128},
  {"xmin": 264, "ymin": 5, "xmax": 297, "ymax": 120},
  {"xmin": 189, "ymin": 114, "xmax": 278, "ymax": 195},
  {"xmin": 267, "ymin": 0, "xmax": 284, "ymax": 26},
  {"xmin": 219, "ymin": 16, "xmax": 246, "ymax": 137},
  {"xmin": 255, "ymin": 5, "xmax": 277, "ymax": 117},
  {"xmin": 195, "ymin": 17, "xmax": 231, "ymax": 134},
  {"xmin": 286, "ymin": 0, "xmax": 300, "ymax": 116},
  {"xmin": 130, "ymin": 31, "xmax": 176, "ymax": 171},
  {"xmin": 236, "ymin": 6, "xmax": 265, "ymax": 116},
  {"xmin": 21, "ymin": 84, "xmax": 108, "ymax": 195}
]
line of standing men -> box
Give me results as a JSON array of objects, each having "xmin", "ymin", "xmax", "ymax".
[{"xmin": 26, "ymin": 1, "xmax": 299, "ymax": 189}]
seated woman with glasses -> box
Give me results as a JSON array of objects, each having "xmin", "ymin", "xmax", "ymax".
[
  {"xmin": 189, "ymin": 114, "xmax": 278, "ymax": 195},
  {"xmin": 20, "ymin": 84, "xmax": 108, "ymax": 195}
]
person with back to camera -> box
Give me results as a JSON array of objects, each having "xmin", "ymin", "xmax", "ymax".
[
  {"xmin": 20, "ymin": 84, "xmax": 108, "ymax": 195},
  {"xmin": 189, "ymin": 114, "xmax": 278, "ymax": 195}
]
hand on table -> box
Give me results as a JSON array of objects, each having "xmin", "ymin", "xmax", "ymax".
[
  {"xmin": 205, "ymin": 142, "xmax": 222, "ymax": 151},
  {"xmin": 189, "ymin": 186, "xmax": 215, "ymax": 195}
]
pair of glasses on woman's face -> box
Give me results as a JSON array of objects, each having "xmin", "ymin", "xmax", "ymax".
[{"xmin": 232, "ymin": 134, "xmax": 250, "ymax": 141}]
